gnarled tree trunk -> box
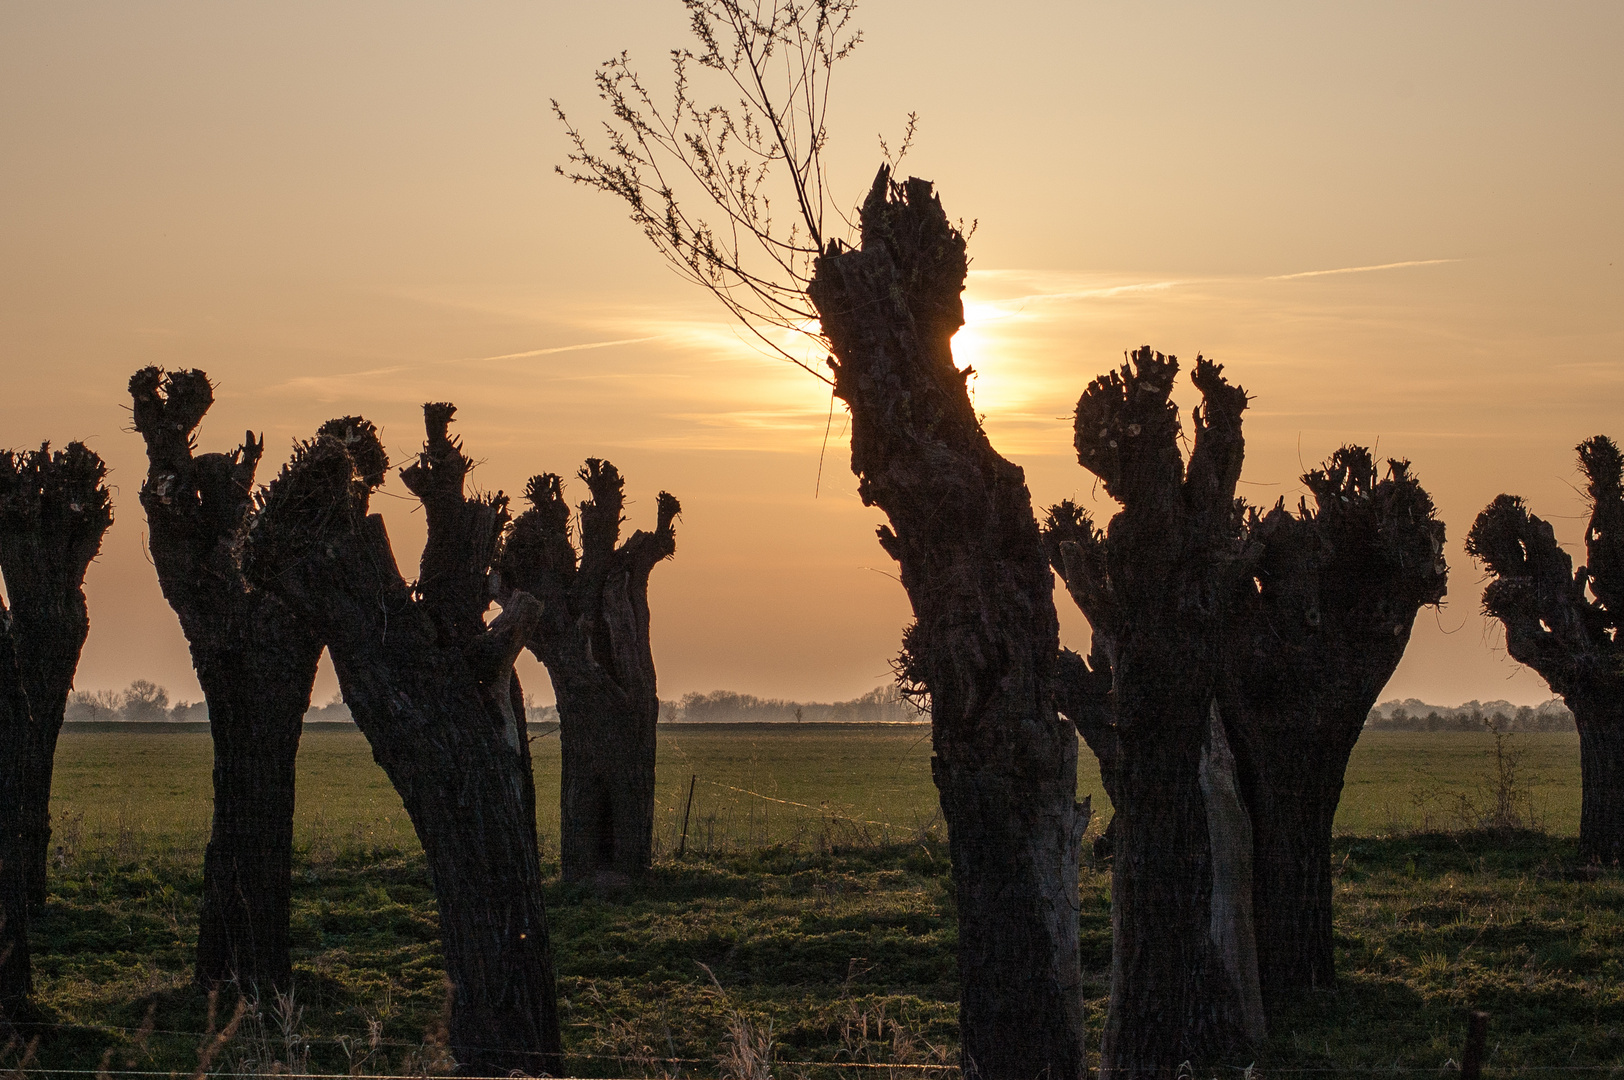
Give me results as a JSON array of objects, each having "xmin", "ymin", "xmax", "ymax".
[
  {"xmin": 245, "ymin": 404, "xmax": 562, "ymax": 1074},
  {"xmin": 128, "ymin": 368, "xmax": 326, "ymax": 993},
  {"xmin": 808, "ymin": 169, "xmax": 1086, "ymax": 1080},
  {"xmin": 0, "ymin": 604, "xmax": 32, "ymax": 1027},
  {"xmin": 1469, "ymin": 436, "xmax": 1624, "ymax": 861},
  {"xmin": 501, "ymin": 462, "xmax": 678, "ymax": 883},
  {"xmin": 0, "ymin": 443, "xmax": 113, "ymax": 913},
  {"xmin": 1045, "ymin": 348, "xmax": 1265, "ymax": 1075},
  {"xmin": 1223, "ymin": 449, "xmax": 1447, "ymax": 997}
]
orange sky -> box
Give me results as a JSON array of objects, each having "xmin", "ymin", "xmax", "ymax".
[{"xmin": 2, "ymin": 2, "xmax": 1620, "ymax": 708}]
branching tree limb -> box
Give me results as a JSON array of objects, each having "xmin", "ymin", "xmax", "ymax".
[{"xmin": 555, "ymin": 0, "xmax": 888, "ymax": 381}]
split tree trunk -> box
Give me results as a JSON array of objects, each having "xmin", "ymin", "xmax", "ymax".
[
  {"xmin": 1223, "ymin": 449, "xmax": 1447, "ymax": 998},
  {"xmin": 1467, "ymin": 437, "xmax": 1624, "ymax": 864},
  {"xmin": 500, "ymin": 463, "xmax": 679, "ymax": 883},
  {"xmin": 0, "ymin": 606, "xmax": 32, "ymax": 1026},
  {"xmin": 128, "ymin": 369, "xmax": 326, "ymax": 993},
  {"xmin": 808, "ymin": 169, "xmax": 1086, "ymax": 1080},
  {"xmin": 245, "ymin": 405, "xmax": 562, "ymax": 1074},
  {"xmin": 0, "ymin": 443, "xmax": 113, "ymax": 912},
  {"xmin": 1046, "ymin": 348, "xmax": 1266, "ymax": 1075}
]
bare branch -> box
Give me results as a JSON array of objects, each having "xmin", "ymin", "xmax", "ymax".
[{"xmin": 556, "ymin": 0, "xmax": 870, "ymax": 385}]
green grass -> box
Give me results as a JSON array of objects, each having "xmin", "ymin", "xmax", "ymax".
[{"xmin": 13, "ymin": 723, "xmax": 1613, "ymax": 1076}]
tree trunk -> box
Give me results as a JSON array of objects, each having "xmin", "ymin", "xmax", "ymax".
[
  {"xmin": 1573, "ymin": 703, "xmax": 1624, "ymax": 862},
  {"xmin": 0, "ymin": 610, "xmax": 33, "ymax": 1026},
  {"xmin": 0, "ymin": 443, "xmax": 112, "ymax": 912},
  {"xmin": 194, "ymin": 667, "xmax": 314, "ymax": 991},
  {"xmin": 808, "ymin": 169, "xmax": 1086, "ymax": 1080},
  {"xmin": 245, "ymin": 406, "xmax": 562, "ymax": 1074},
  {"xmin": 554, "ymin": 680, "xmax": 657, "ymax": 879},
  {"xmin": 1226, "ymin": 716, "xmax": 1341, "ymax": 995},
  {"xmin": 500, "ymin": 464, "xmax": 678, "ymax": 884},
  {"xmin": 333, "ymin": 628, "xmax": 561, "ymax": 1074},
  {"xmin": 129, "ymin": 368, "xmax": 325, "ymax": 992}
]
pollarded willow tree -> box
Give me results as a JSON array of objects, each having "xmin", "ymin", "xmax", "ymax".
[
  {"xmin": 128, "ymin": 368, "xmax": 335, "ymax": 993},
  {"xmin": 0, "ymin": 443, "xmax": 113, "ymax": 912},
  {"xmin": 1222, "ymin": 448, "xmax": 1446, "ymax": 997},
  {"xmin": 243, "ymin": 403, "xmax": 562, "ymax": 1074},
  {"xmin": 1468, "ymin": 436, "xmax": 1624, "ymax": 861},
  {"xmin": 556, "ymin": 3, "xmax": 1087, "ymax": 1075},
  {"xmin": 499, "ymin": 461, "xmax": 679, "ymax": 883},
  {"xmin": 1043, "ymin": 348, "xmax": 1265, "ymax": 1073},
  {"xmin": 1045, "ymin": 364, "xmax": 1449, "ymax": 1057}
]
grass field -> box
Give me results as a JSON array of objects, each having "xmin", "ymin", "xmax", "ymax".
[
  {"xmin": 13, "ymin": 723, "xmax": 1615, "ymax": 1076},
  {"xmin": 50, "ymin": 724, "xmax": 1587, "ymax": 852}
]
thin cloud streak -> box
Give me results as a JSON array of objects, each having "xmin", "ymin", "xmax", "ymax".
[
  {"xmin": 1267, "ymin": 259, "xmax": 1457, "ymax": 281},
  {"xmin": 473, "ymin": 337, "xmax": 659, "ymax": 362}
]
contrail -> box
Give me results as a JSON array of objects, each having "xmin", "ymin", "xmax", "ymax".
[
  {"xmin": 475, "ymin": 336, "xmax": 657, "ymax": 362},
  {"xmin": 1267, "ymin": 259, "xmax": 1456, "ymax": 281}
]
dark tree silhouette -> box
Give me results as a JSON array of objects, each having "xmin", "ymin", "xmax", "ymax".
[
  {"xmin": 0, "ymin": 443, "xmax": 113, "ymax": 912},
  {"xmin": 1221, "ymin": 448, "xmax": 1446, "ymax": 997},
  {"xmin": 808, "ymin": 172, "xmax": 1087, "ymax": 1080},
  {"xmin": 1468, "ymin": 436, "xmax": 1624, "ymax": 861},
  {"xmin": 244, "ymin": 403, "xmax": 562, "ymax": 1074},
  {"xmin": 560, "ymin": 7, "xmax": 1085, "ymax": 1071},
  {"xmin": 128, "ymin": 368, "xmax": 327, "ymax": 993},
  {"xmin": 499, "ymin": 462, "xmax": 679, "ymax": 883},
  {"xmin": 0, "ymin": 601, "xmax": 34, "ymax": 1026},
  {"xmin": 1045, "ymin": 347, "xmax": 1265, "ymax": 1073}
]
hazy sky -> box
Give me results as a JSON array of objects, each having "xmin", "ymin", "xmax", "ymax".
[{"xmin": 2, "ymin": 2, "xmax": 1620, "ymax": 708}]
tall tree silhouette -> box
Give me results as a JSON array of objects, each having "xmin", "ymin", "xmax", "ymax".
[
  {"xmin": 807, "ymin": 172, "xmax": 1087, "ymax": 1078},
  {"xmin": 1044, "ymin": 347, "xmax": 1265, "ymax": 1073},
  {"xmin": 0, "ymin": 443, "xmax": 113, "ymax": 912},
  {"xmin": 1468, "ymin": 436, "xmax": 1624, "ymax": 861},
  {"xmin": 1221, "ymin": 448, "xmax": 1445, "ymax": 997},
  {"xmin": 500, "ymin": 461, "xmax": 679, "ymax": 883},
  {"xmin": 244, "ymin": 403, "xmax": 562, "ymax": 1074},
  {"xmin": 129, "ymin": 368, "xmax": 328, "ymax": 993},
  {"xmin": 559, "ymin": 6, "xmax": 1085, "ymax": 1071}
]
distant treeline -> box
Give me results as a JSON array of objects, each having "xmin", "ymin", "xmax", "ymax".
[
  {"xmin": 65, "ymin": 681, "xmax": 915, "ymax": 725},
  {"xmin": 1364, "ymin": 697, "xmax": 1577, "ymax": 732},
  {"xmin": 664, "ymin": 685, "xmax": 919, "ymax": 723}
]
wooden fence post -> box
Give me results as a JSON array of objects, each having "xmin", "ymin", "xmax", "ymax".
[
  {"xmin": 1462, "ymin": 1009, "xmax": 1488, "ymax": 1080},
  {"xmin": 677, "ymin": 774, "xmax": 697, "ymax": 858}
]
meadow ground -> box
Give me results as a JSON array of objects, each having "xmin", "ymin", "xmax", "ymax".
[{"xmin": 11, "ymin": 723, "xmax": 1619, "ymax": 1076}]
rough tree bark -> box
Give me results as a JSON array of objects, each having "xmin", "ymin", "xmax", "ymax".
[
  {"xmin": 1044, "ymin": 347, "xmax": 1265, "ymax": 1076},
  {"xmin": 0, "ymin": 443, "xmax": 113, "ymax": 912},
  {"xmin": 1468, "ymin": 436, "xmax": 1624, "ymax": 861},
  {"xmin": 0, "ymin": 599, "xmax": 33, "ymax": 1027},
  {"xmin": 807, "ymin": 169, "xmax": 1087, "ymax": 1080},
  {"xmin": 127, "ymin": 368, "xmax": 329, "ymax": 993},
  {"xmin": 244, "ymin": 403, "xmax": 563, "ymax": 1074},
  {"xmin": 1221, "ymin": 448, "xmax": 1446, "ymax": 997},
  {"xmin": 499, "ymin": 461, "xmax": 679, "ymax": 883}
]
